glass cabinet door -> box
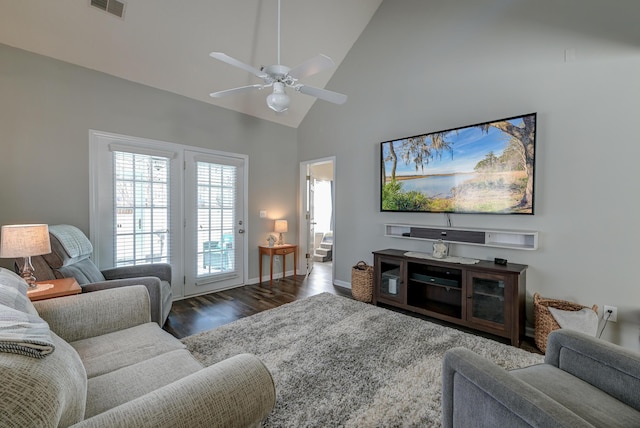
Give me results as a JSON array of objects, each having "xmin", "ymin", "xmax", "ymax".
[
  {"xmin": 467, "ymin": 271, "xmax": 510, "ymax": 330},
  {"xmin": 375, "ymin": 256, "xmax": 405, "ymax": 304}
]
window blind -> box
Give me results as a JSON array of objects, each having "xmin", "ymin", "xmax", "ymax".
[
  {"xmin": 113, "ymin": 151, "xmax": 170, "ymax": 266},
  {"xmin": 195, "ymin": 160, "xmax": 237, "ymax": 279}
]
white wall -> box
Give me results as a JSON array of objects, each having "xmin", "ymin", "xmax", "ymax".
[
  {"xmin": 0, "ymin": 44, "xmax": 299, "ymax": 282},
  {"xmin": 298, "ymin": 0, "xmax": 640, "ymax": 348}
]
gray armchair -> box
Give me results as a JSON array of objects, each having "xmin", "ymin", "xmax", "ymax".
[
  {"xmin": 442, "ymin": 329, "xmax": 640, "ymax": 427},
  {"xmin": 30, "ymin": 225, "xmax": 173, "ymax": 326}
]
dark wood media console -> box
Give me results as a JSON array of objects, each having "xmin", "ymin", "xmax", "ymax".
[{"xmin": 373, "ymin": 249, "xmax": 527, "ymax": 346}]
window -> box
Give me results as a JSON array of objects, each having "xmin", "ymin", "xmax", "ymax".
[{"xmin": 113, "ymin": 151, "xmax": 170, "ymax": 266}]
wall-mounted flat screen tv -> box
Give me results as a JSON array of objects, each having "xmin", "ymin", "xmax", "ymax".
[{"xmin": 381, "ymin": 113, "xmax": 536, "ymax": 214}]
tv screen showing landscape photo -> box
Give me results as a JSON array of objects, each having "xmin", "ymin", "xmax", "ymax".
[{"xmin": 381, "ymin": 113, "xmax": 536, "ymax": 214}]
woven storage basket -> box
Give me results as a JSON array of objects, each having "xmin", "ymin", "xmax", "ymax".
[
  {"xmin": 351, "ymin": 261, "xmax": 374, "ymax": 303},
  {"xmin": 533, "ymin": 292, "xmax": 597, "ymax": 353}
]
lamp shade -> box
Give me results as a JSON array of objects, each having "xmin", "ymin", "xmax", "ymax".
[
  {"xmin": 266, "ymin": 82, "xmax": 290, "ymax": 113},
  {"xmin": 0, "ymin": 224, "xmax": 51, "ymax": 258},
  {"xmin": 274, "ymin": 220, "xmax": 288, "ymax": 233}
]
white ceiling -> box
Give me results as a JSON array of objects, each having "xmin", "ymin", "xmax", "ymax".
[{"xmin": 0, "ymin": 0, "xmax": 383, "ymax": 128}]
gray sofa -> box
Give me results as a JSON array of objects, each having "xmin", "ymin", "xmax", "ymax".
[
  {"xmin": 0, "ymin": 267, "xmax": 275, "ymax": 427},
  {"xmin": 442, "ymin": 329, "xmax": 640, "ymax": 427},
  {"xmin": 30, "ymin": 224, "xmax": 173, "ymax": 326}
]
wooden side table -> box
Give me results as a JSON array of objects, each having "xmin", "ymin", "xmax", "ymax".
[
  {"xmin": 28, "ymin": 277, "xmax": 81, "ymax": 301},
  {"xmin": 259, "ymin": 244, "xmax": 297, "ymax": 286}
]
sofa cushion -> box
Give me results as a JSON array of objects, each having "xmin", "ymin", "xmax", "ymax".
[
  {"xmin": 71, "ymin": 322, "xmax": 186, "ymax": 378},
  {"xmin": 0, "ymin": 331, "xmax": 87, "ymax": 427},
  {"xmin": 85, "ymin": 349, "xmax": 203, "ymax": 418},
  {"xmin": 512, "ymin": 363, "xmax": 640, "ymax": 427}
]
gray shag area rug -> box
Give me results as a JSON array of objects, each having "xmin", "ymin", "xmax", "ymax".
[{"xmin": 181, "ymin": 292, "xmax": 543, "ymax": 427}]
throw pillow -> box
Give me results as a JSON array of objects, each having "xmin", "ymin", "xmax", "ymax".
[
  {"xmin": 0, "ymin": 267, "xmax": 38, "ymax": 315},
  {"xmin": 548, "ymin": 306, "xmax": 598, "ymax": 337}
]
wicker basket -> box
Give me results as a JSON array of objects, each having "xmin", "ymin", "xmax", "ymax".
[
  {"xmin": 351, "ymin": 261, "xmax": 374, "ymax": 303},
  {"xmin": 533, "ymin": 293, "xmax": 597, "ymax": 353}
]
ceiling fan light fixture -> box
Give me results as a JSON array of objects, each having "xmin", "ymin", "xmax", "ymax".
[
  {"xmin": 208, "ymin": 0, "xmax": 346, "ymax": 114},
  {"xmin": 266, "ymin": 82, "xmax": 290, "ymax": 112}
]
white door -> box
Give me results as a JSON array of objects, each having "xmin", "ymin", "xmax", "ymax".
[
  {"xmin": 184, "ymin": 151, "xmax": 246, "ymax": 295},
  {"xmin": 306, "ymin": 168, "xmax": 316, "ymax": 275},
  {"xmin": 299, "ymin": 157, "xmax": 335, "ymax": 281},
  {"xmin": 90, "ymin": 130, "xmax": 247, "ymax": 299}
]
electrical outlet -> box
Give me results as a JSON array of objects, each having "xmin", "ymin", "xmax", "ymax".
[{"xmin": 603, "ymin": 305, "xmax": 618, "ymax": 322}]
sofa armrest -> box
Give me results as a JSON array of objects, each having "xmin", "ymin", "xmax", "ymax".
[
  {"xmin": 102, "ymin": 263, "xmax": 172, "ymax": 283},
  {"xmin": 33, "ymin": 285, "xmax": 151, "ymax": 343},
  {"xmin": 73, "ymin": 353, "xmax": 276, "ymax": 428},
  {"xmin": 545, "ymin": 329, "xmax": 640, "ymax": 410},
  {"xmin": 81, "ymin": 277, "xmax": 164, "ymax": 325},
  {"xmin": 442, "ymin": 347, "xmax": 592, "ymax": 428}
]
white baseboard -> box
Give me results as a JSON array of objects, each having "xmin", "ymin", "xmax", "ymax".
[
  {"xmin": 246, "ymin": 269, "xmax": 296, "ymax": 285},
  {"xmin": 334, "ymin": 279, "xmax": 351, "ymax": 289}
]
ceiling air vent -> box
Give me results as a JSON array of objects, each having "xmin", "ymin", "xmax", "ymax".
[{"xmin": 90, "ymin": 0, "xmax": 126, "ymax": 19}]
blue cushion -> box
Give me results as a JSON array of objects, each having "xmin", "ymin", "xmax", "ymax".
[{"xmin": 56, "ymin": 259, "xmax": 106, "ymax": 285}]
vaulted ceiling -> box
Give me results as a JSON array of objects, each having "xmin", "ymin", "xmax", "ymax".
[
  {"xmin": 0, "ymin": 0, "xmax": 382, "ymax": 128},
  {"xmin": 3, "ymin": 1, "xmax": 639, "ymax": 129}
]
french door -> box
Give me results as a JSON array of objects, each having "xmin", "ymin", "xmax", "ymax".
[
  {"xmin": 183, "ymin": 151, "xmax": 245, "ymax": 295},
  {"xmin": 90, "ymin": 130, "xmax": 247, "ymax": 299}
]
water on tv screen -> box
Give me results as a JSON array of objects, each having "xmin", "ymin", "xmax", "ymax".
[{"xmin": 380, "ymin": 113, "xmax": 536, "ymax": 214}]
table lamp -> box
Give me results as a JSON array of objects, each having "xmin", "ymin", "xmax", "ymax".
[
  {"xmin": 0, "ymin": 224, "xmax": 51, "ymax": 288},
  {"xmin": 274, "ymin": 220, "xmax": 288, "ymax": 245}
]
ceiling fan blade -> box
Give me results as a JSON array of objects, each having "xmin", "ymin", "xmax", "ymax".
[
  {"xmin": 297, "ymin": 85, "xmax": 347, "ymax": 105},
  {"xmin": 210, "ymin": 84, "xmax": 263, "ymax": 98},
  {"xmin": 209, "ymin": 52, "xmax": 267, "ymax": 79},
  {"xmin": 288, "ymin": 54, "xmax": 336, "ymax": 79}
]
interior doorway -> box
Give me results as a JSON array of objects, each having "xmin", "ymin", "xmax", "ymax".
[{"xmin": 299, "ymin": 157, "xmax": 335, "ymax": 282}]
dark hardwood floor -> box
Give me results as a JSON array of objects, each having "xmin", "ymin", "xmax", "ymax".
[
  {"xmin": 164, "ymin": 262, "xmax": 350, "ymax": 339},
  {"xmin": 163, "ymin": 261, "xmax": 539, "ymax": 353}
]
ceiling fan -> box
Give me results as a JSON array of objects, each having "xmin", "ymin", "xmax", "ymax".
[{"xmin": 209, "ymin": 0, "xmax": 347, "ymax": 113}]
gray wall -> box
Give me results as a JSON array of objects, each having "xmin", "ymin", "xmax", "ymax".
[
  {"xmin": 298, "ymin": 0, "xmax": 640, "ymax": 348},
  {"xmin": 0, "ymin": 44, "xmax": 298, "ymax": 286},
  {"xmin": 2, "ymin": 0, "xmax": 639, "ymax": 349}
]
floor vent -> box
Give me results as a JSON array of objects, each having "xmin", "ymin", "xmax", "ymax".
[{"xmin": 90, "ymin": 0, "xmax": 126, "ymax": 19}]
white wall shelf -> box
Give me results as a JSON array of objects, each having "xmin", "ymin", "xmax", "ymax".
[{"xmin": 384, "ymin": 224, "xmax": 538, "ymax": 250}]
